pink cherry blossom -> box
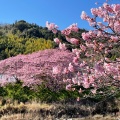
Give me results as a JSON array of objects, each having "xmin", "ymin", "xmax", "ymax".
[
  {"xmin": 0, "ymin": 49, "xmax": 75, "ymax": 88},
  {"xmin": 103, "ymin": 3, "xmax": 113, "ymax": 12},
  {"xmin": 54, "ymin": 38, "xmax": 61, "ymax": 44},
  {"xmin": 63, "ymin": 68, "xmax": 69, "ymax": 74},
  {"xmin": 110, "ymin": 36, "xmax": 119, "ymax": 42},
  {"xmin": 59, "ymin": 43, "xmax": 67, "ymax": 50},
  {"xmin": 82, "ymin": 32, "xmax": 91, "ymax": 41},
  {"xmin": 46, "ymin": 21, "xmax": 58, "ymax": 33},
  {"xmin": 68, "ymin": 63, "xmax": 74, "ymax": 72},
  {"xmin": 72, "ymin": 77, "xmax": 78, "ymax": 84},
  {"xmin": 113, "ymin": 4, "xmax": 120, "ymax": 13},
  {"xmin": 81, "ymin": 11, "xmax": 88, "ymax": 20},
  {"xmin": 83, "ymin": 81, "xmax": 90, "ymax": 89},
  {"xmin": 66, "ymin": 84, "xmax": 72, "ymax": 90},
  {"xmin": 91, "ymin": 89, "xmax": 97, "ymax": 94},
  {"xmin": 69, "ymin": 38, "xmax": 79, "ymax": 45},
  {"xmin": 73, "ymin": 57, "xmax": 79, "ymax": 65},
  {"xmin": 68, "ymin": 23, "xmax": 79, "ymax": 32},
  {"xmin": 53, "ymin": 66, "xmax": 61, "ymax": 74},
  {"xmin": 61, "ymin": 23, "xmax": 78, "ymax": 36},
  {"xmin": 65, "ymin": 36, "xmax": 71, "ymax": 42},
  {"xmin": 45, "ymin": 1, "xmax": 120, "ymax": 96},
  {"xmin": 94, "ymin": 62, "xmax": 104, "ymax": 73},
  {"xmin": 80, "ymin": 45, "xmax": 86, "ymax": 51}
]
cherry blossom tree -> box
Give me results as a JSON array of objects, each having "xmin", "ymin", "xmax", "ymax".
[
  {"xmin": 46, "ymin": 1, "xmax": 120, "ymax": 97},
  {"xmin": 0, "ymin": 49, "xmax": 75, "ymax": 90}
]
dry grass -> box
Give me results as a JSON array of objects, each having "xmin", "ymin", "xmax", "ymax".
[
  {"xmin": 71, "ymin": 114, "xmax": 120, "ymax": 120},
  {"xmin": 0, "ymin": 114, "xmax": 120, "ymax": 120},
  {"xmin": 0, "ymin": 100, "xmax": 54, "ymax": 113},
  {"xmin": 0, "ymin": 98, "xmax": 119, "ymax": 120},
  {"xmin": 0, "ymin": 100, "xmax": 55, "ymax": 120},
  {"xmin": 26, "ymin": 101, "xmax": 54, "ymax": 112},
  {"xmin": 0, "ymin": 113, "xmax": 54, "ymax": 120}
]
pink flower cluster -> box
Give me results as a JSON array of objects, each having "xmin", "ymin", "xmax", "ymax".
[
  {"xmin": 61, "ymin": 23, "xmax": 79, "ymax": 36},
  {"xmin": 0, "ymin": 49, "xmax": 75, "ymax": 89},
  {"xmin": 81, "ymin": 3, "xmax": 120, "ymax": 33},
  {"xmin": 46, "ymin": 21, "xmax": 58, "ymax": 33},
  {"xmin": 46, "ymin": 1, "xmax": 120, "ymax": 95}
]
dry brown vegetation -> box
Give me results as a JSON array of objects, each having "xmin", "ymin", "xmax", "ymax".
[{"xmin": 0, "ymin": 98, "xmax": 119, "ymax": 120}]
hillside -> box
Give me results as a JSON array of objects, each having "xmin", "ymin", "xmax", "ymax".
[{"xmin": 0, "ymin": 20, "xmax": 86, "ymax": 60}]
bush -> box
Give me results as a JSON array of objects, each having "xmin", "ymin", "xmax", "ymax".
[
  {"xmin": 1, "ymin": 79, "xmax": 119, "ymax": 103},
  {"xmin": 0, "ymin": 81, "xmax": 80, "ymax": 103},
  {"xmin": 3, "ymin": 80, "xmax": 35, "ymax": 103}
]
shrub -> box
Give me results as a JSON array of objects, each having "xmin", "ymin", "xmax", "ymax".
[{"xmin": 4, "ymin": 80, "xmax": 35, "ymax": 103}]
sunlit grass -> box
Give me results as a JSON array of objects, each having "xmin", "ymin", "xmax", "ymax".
[{"xmin": 0, "ymin": 98, "xmax": 119, "ymax": 120}]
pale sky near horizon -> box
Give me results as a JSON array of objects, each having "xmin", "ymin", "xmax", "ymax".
[{"xmin": 0, "ymin": 0, "xmax": 120, "ymax": 30}]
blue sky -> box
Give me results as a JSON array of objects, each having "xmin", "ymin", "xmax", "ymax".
[{"xmin": 0, "ymin": 0, "xmax": 120, "ymax": 30}]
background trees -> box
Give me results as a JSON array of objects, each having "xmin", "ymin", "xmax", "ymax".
[{"xmin": 0, "ymin": 20, "xmax": 86, "ymax": 60}]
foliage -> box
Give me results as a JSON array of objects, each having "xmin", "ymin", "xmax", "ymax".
[
  {"xmin": 0, "ymin": 80, "xmax": 80, "ymax": 103},
  {"xmin": 0, "ymin": 20, "xmax": 86, "ymax": 60},
  {"xmin": 24, "ymin": 38, "xmax": 54, "ymax": 54},
  {"xmin": 0, "ymin": 80, "xmax": 119, "ymax": 104},
  {"xmin": 0, "ymin": 20, "xmax": 84, "ymax": 41},
  {"xmin": 3, "ymin": 80, "xmax": 35, "ymax": 102},
  {"xmin": 0, "ymin": 34, "xmax": 55, "ymax": 60}
]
